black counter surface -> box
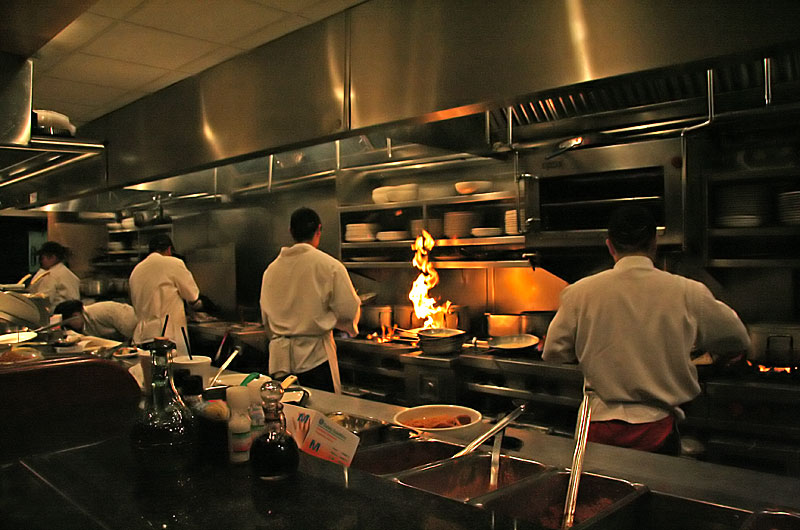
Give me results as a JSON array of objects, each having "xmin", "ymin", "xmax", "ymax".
[{"xmin": 5, "ymin": 437, "xmax": 539, "ymax": 530}]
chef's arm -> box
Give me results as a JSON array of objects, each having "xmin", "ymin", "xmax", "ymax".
[
  {"xmin": 693, "ymin": 287, "xmax": 752, "ymax": 364},
  {"xmin": 174, "ymin": 262, "xmax": 201, "ymax": 308},
  {"xmin": 541, "ymin": 301, "xmax": 578, "ymax": 364},
  {"xmin": 330, "ymin": 267, "xmax": 361, "ymax": 337}
]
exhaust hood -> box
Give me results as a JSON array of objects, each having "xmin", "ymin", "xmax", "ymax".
[{"xmin": 0, "ymin": 58, "xmax": 105, "ymax": 209}]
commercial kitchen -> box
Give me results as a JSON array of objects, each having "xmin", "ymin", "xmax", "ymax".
[{"xmin": 3, "ymin": 1, "xmax": 800, "ymax": 529}]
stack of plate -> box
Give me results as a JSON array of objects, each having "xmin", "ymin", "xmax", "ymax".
[
  {"xmin": 376, "ymin": 230, "xmax": 410, "ymax": 241},
  {"xmin": 505, "ymin": 209, "xmax": 521, "ymax": 235},
  {"xmin": 778, "ymin": 191, "xmax": 800, "ymax": 225},
  {"xmin": 345, "ymin": 223, "xmax": 378, "ymax": 242},
  {"xmin": 444, "ymin": 211, "xmax": 477, "ymax": 238},
  {"xmin": 471, "ymin": 227, "xmax": 502, "ymax": 238},
  {"xmin": 715, "ymin": 185, "xmax": 769, "ymax": 228},
  {"xmin": 417, "ymin": 328, "xmax": 466, "ymax": 355}
]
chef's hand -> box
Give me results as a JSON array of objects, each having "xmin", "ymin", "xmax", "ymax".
[{"xmin": 195, "ymin": 294, "xmax": 220, "ymax": 314}]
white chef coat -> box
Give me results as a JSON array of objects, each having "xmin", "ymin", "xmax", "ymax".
[
  {"xmin": 543, "ymin": 256, "xmax": 750, "ymax": 423},
  {"xmin": 82, "ymin": 301, "xmax": 138, "ymax": 340},
  {"xmin": 129, "ymin": 252, "xmax": 200, "ymax": 355},
  {"xmin": 30, "ymin": 262, "xmax": 80, "ymax": 308},
  {"xmin": 260, "ymin": 243, "xmax": 360, "ymax": 388}
]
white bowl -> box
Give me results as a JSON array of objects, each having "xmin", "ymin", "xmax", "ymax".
[
  {"xmin": 393, "ymin": 404, "xmax": 481, "ymax": 431},
  {"xmin": 376, "ymin": 231, "xmax": 410, "ymax": 241},
  {"xmin": 386, "ymin": 188, "xmax": 418, "ymax": 202},
  {"xmin": 372, "ymin": 187, "xmax": 393, "ymax": 204},
  {"xmin": 455, "ymin": 181, "xmax": 492, "ymax": 195}
]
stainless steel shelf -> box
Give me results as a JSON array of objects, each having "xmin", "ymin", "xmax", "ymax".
[
  {"xmin": 338, "ymin": 190, "xmax": 515, "ymax": 212},
  {"xmin": 344, "ymin": 260, "xmax": 530, "ymax": 269},
  {"xmin": 341, "ymin": 235, "xmax": 524, "ymax": 248},
  {"xmin": 706, "ymin": 259, "xmax": 800, "ymax": 268},
  {"xmin": 707, "ymin": 226, "xmax": 800, "ymax": 237}
]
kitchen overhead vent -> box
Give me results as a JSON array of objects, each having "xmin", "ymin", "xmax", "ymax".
[{"xmin": 492, "ymin": 45, "xmax": 800, "ymax": 141}]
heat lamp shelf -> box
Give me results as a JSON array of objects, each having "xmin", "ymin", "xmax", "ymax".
[
  {"xmin": 341, "ymin": 235, "xmax": 525, "ymax": 248},
  {"xmin": 344, "ymin": 260, "xmax": 530, "ymax": 269},
  {"xmin": 338, "ymin": 191, "xmax": 516, "ymax": 212}
]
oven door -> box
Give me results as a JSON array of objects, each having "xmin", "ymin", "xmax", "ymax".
[{"xmin": 520, "ymin": 136, "xmax": 684, "ymax": 249}]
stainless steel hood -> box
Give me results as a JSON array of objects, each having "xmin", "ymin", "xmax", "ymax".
[{"xmin": 0, "ymin": 58, "xmax": 105, "ymax": 210}]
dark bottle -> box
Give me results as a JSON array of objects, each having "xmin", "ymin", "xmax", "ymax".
[
  {"xmin": 130, "ymin": 338, "xmax": 198, "ymax": 478},
  {"xmin": 250, "ymin": 381, "xmax": 299, "ymax": 480}
]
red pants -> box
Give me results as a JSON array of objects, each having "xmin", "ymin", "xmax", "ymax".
[{"xmin": 588, "ymin": 415, "xmax": 675, "ymax": 453}]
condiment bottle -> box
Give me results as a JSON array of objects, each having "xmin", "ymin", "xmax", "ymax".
[
  {"xmin": 129, "ymin": 338, "xmax": 198, "ymax": 476},
  {"xmin": 247, "ymin": 379, "xmax": 266, "ymax": 442},
  {"xmin": 226, "ymin": 386, "xmax": 252, "ymax": 463},
  {"xmin": 181, "ymin": 375, "xmax": 206, "ymax": 415},
  {"xmin": 250, "ymin": 381, "xmax": 299, "ymax": 480}
]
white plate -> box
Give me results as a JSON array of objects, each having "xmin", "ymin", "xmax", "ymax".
[
  {"xmin": 471, "ymin": 227, "xmax": 502, "ymax": 237},
  {"xmin": 376, "ymin": 231, "xmax": 410, "ymax": 241},
  {"xmin": 345, "ymin": 235, "xmax": 376, "ymax": 242},
  {"xmin": 0, "ymin": 331, "xmax": 37, "ymax": 344},
  {"xmin": 393, "ymin": 404, "xmax": 481, "ymax": 431}
]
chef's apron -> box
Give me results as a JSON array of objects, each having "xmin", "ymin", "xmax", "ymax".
[{"xmin": 270, "ymin": 333, "xmax": 341, "ymax": 394}]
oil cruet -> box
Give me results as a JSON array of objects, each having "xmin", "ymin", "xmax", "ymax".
[{"xmin": 250, "ymin": 380, "xmax": 299, "ymax": 480}]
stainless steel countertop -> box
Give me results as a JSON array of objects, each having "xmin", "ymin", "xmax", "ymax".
[{"xmin": 305, "ymin": 388, "xmax": 800, "ymax": 513}]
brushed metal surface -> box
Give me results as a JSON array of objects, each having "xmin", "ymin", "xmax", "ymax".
[
  {"xmin": 349, "ymin": 0, "xmax": 800, "ymax": 129},
  {"xmin": 102, "ymin": 14, "xmax": 346, "ymax": 188},
  {"xmin": 0, "ymin": 56, "xmax": 31, "ymax": 146}
]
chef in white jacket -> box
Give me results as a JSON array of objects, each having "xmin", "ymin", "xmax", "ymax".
[
  {"xmin": 129, "ymin": 235, "xmax": 201, "ymax": 355},
  {"xmin": 260, "ymin": 207, "xmax": 360, "ymax": 393},
  {"xmin": 30, "ymin": 241, "xmax": 80, "ymax": 308},
  {"xmin": 54, "ymin": 299, "xmax": 137, "ymax": 341}
]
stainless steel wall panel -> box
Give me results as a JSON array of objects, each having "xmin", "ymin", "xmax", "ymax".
[
  {"xmin": 349, "ymin": 0, "xmax": 800, "ymax": 129},
  {"xmin": 103, "ymin": 15, "xmax": 347, "ymax": 188},
  {"xmin": 0, "ymin": 55, "xmax": 31, "ymax": 146}
]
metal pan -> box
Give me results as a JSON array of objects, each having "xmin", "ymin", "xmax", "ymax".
[{"xmin": 488, "ymin": 334, "xmax": 539, "ymax": 350}]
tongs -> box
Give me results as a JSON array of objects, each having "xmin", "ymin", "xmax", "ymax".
[
  {"xmin": 451, "ymin": 402, "xmax": 527, "ymax": 459},
  {"xmin": 562, "ymin": 386, "xmax": 594, "ymax": 529}
]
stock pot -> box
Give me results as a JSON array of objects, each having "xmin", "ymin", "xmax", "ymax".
[{"xmin": 748, "ymin": 322, "xmax": 800, "ymax": 366}]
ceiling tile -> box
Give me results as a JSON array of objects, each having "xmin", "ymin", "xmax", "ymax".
[
  {"xmin": 34, "ymin": 75, "xmax": 127, "ymax": 107},
  {"xmin": 231, "ymin": 14, "xmax": 309, "ymax": 50},
  {"xmin": 46, "ymin": 53, "xmax": 170, "ymax": 90},
  {"xmin": 250, "ymin": 0, "xmax": 320, "ymax": 14},
  {"xmin": 127, "ymin": 0, "xmax": 285, "ymax": 45},
  {"xmin": 299, "ymin": 0, "xmax": 364, "ymax": 21},
  {"xmin": 177, "ymin": 46, "xmax": 243, "ymax": 75},
  {"xmin": 136, "ymin": 71, "xmax": 192, "ymax": 93},
  {"xmin": 33, "ymin": 13, "xmax": 115, "ymax": 64},
  {"xmin": 88, "ymin": 0, "xmax": 146, "ymax": 19},
  {"xmin": 82, "ymin": 22, "xmax": 218, "ymax": 70}
]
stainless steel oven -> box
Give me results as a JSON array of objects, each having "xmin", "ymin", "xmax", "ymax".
[{"xmin": 518, "ymin": 136, "xmax": 685, "ymax": 249}]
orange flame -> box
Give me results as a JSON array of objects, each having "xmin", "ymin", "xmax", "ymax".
[
  {"xmin": 409, "ymin": 230, "xmax": 451, "ymax": 329},
  {"xmin": 367, "ymin": 324, "xmax": 398, "ymax": 343},
  {"xmin": 746, "ymin": 360, "xmax": 793, "ymax": 373}
]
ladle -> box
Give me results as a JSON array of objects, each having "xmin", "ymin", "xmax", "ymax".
[
  {"xmin": 451, "ymin": 402, "xmax": 527, "ymax": 459},
  {"xmin": 562, "ymin": 387, "xmax": 594, "ymax": 529}
]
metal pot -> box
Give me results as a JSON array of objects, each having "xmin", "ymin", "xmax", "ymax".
[
  {"xmin": 748, "ymin": 322, "xmax": 800, "ymax": 366},
  {"xmin": 80, "ymin": 278, "xmax": 109, "ymax": 297},
  {"xmin": 486, "ymin": 311, "xmax": 556, "ymax": 338},
  {"xmin": 360, "ymin": 305, "xmax": 392, "ymax": 331},
  {"xmin": 393, "ymin": 304, "xmax": 469, "ymax": 331}
]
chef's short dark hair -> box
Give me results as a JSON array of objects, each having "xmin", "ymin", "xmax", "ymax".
[
  {"xmin": 38, "ymin": 241, "xmax": 68, "ymax": 261},
  {"xmin": 149, "ymin": 234, "xmax": 174, "ymax": 254},
  {"xmin": 608, "ymin": 205, "xmax": 656, "ymax": 252},
  {"xmin": 290, "ymin": 207, "xmax": 321, "ymax": 242},
  {"xmin": 54, "ymin": 299, "xmax": 83, "ymax": 319}
]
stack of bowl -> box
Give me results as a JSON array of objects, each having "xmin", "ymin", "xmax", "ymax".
[
  {"xmin": 444, "ymin": 211, "xmax": 477, "ymax": 238},
  {"xmin": 417, "ymin": 328, "xmax": 466, "ymax": 355}
]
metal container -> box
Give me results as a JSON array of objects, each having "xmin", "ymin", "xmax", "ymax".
[
  {"xmin": 486, "ymin": 312, "xmax": 556, "ymax": 338},
  {"xmin": 748, "ymin": 322, "xmax": 800, "ymax": 366},
  {"xmin": 393, "ymin": 304, "xmax": 468, "ymax": 331},
  {"xmin": 80, "ymin": 279, "xmax": 109, "ymax": 297},
  {"xmin": 361, "ymin": 305, "xmax": 392, "ymax": 331}
]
